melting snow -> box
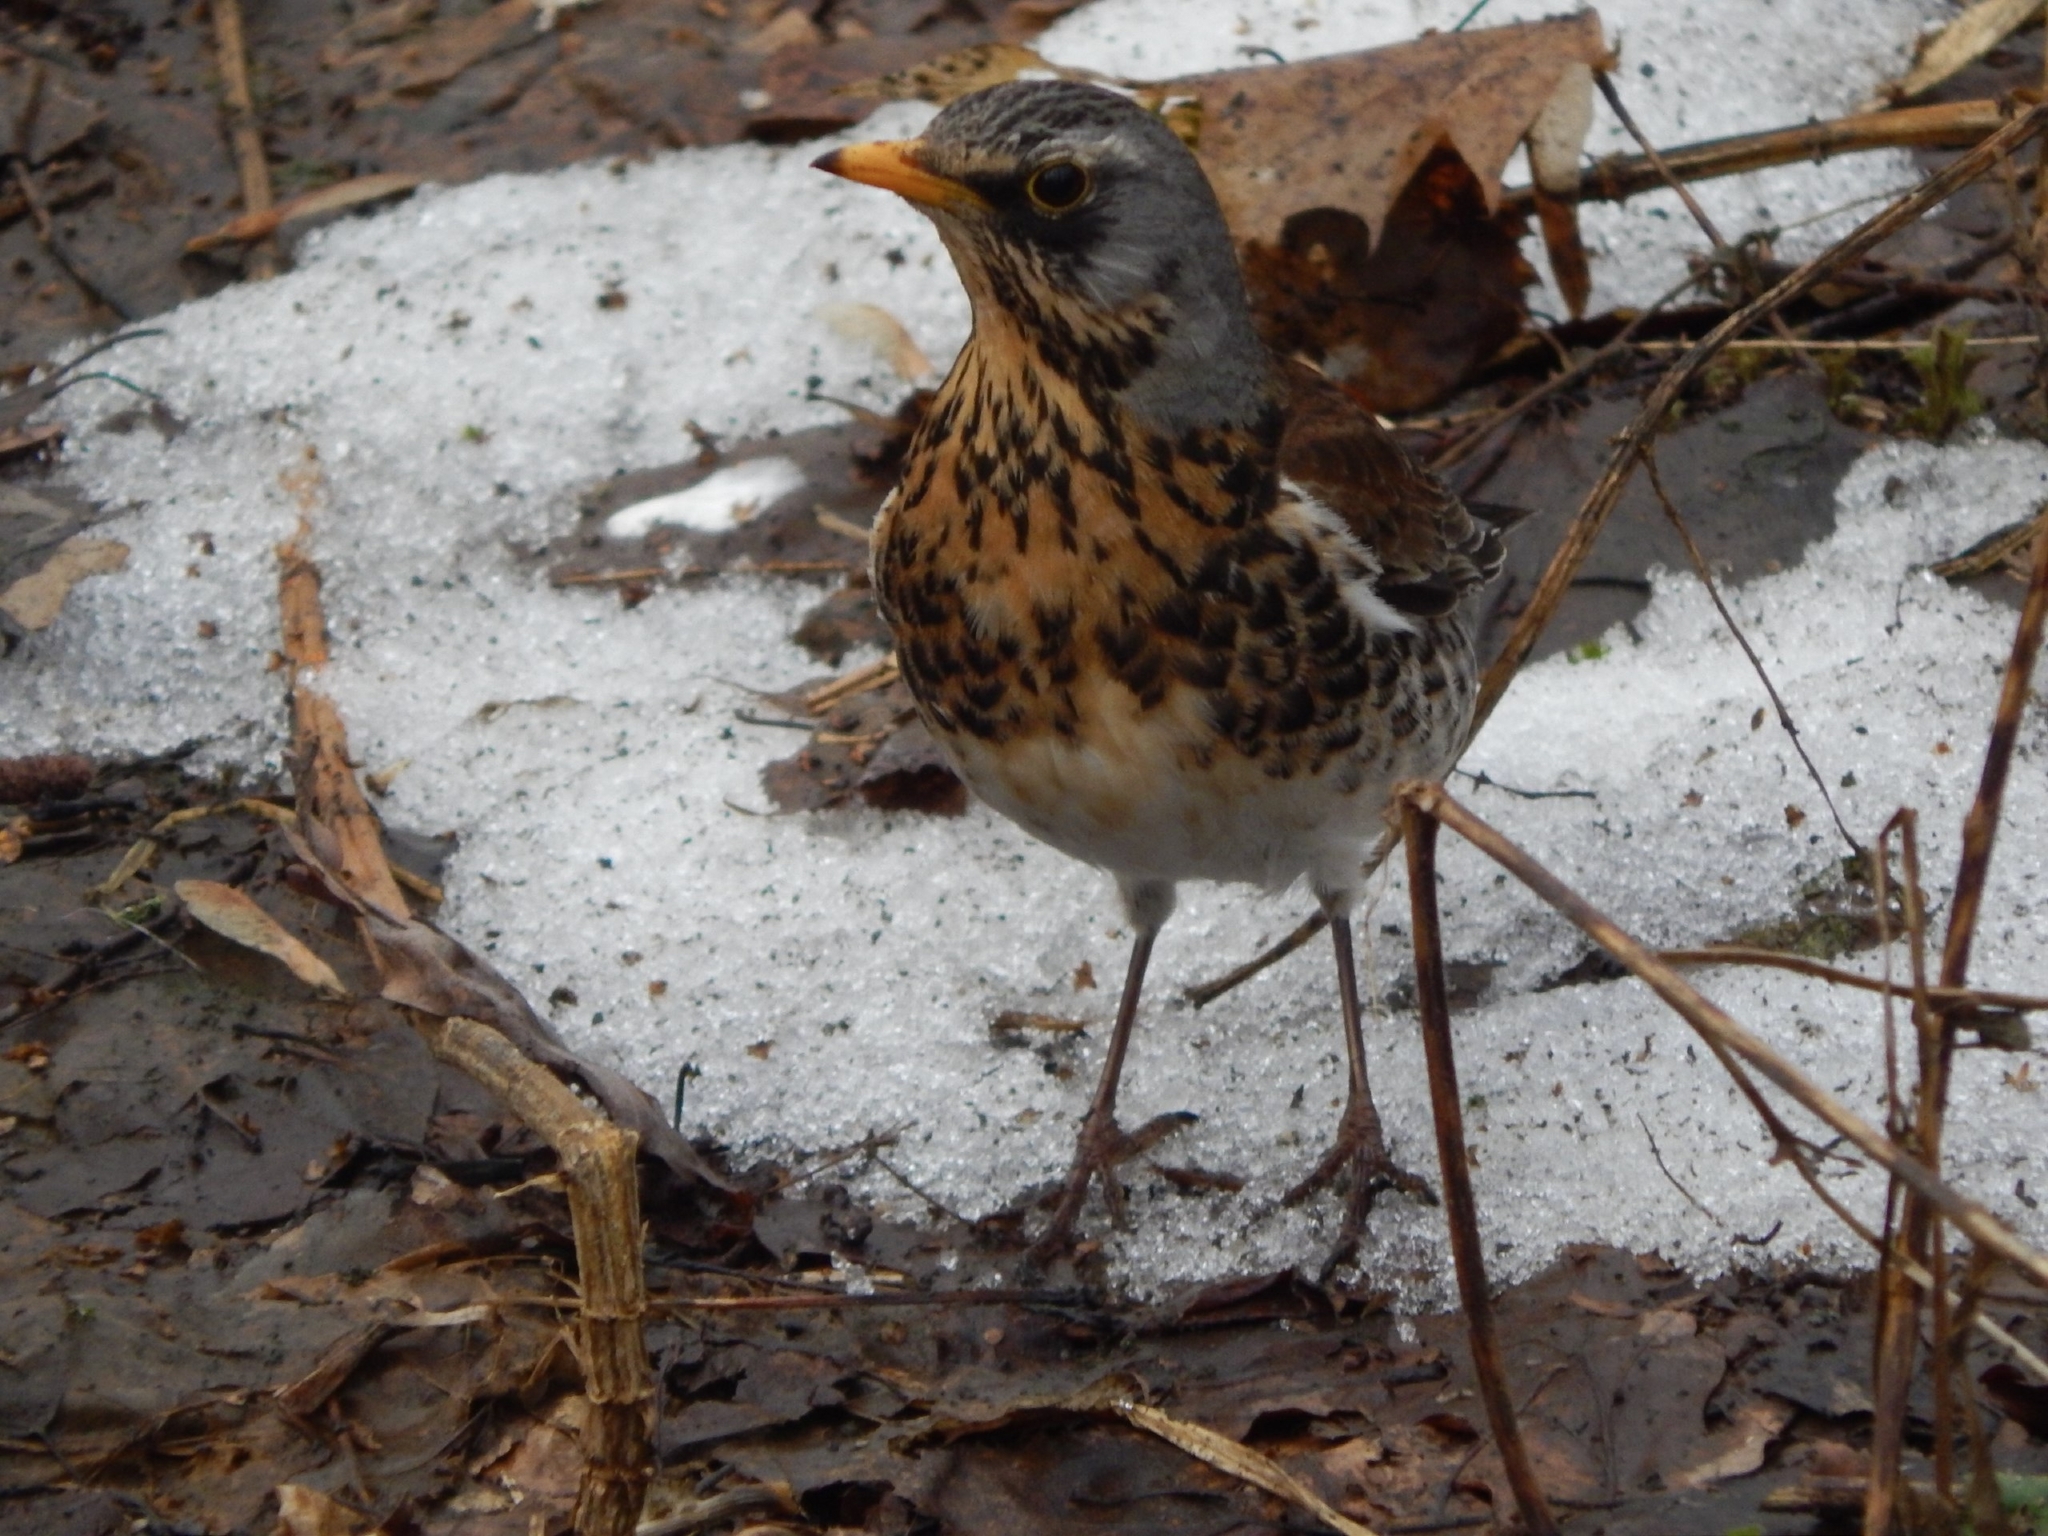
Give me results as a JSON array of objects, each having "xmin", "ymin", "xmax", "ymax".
[{"xmin": 4, "ymin": 0, "xmax": 2036, "ymax": 1302}]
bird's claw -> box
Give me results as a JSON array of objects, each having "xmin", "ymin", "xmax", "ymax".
[
  {"xmin": 1283, "ymin": 1095, "xmax": 1434, "ymax": 1282},
  {"xmin": 1025, "ymin": 1109, "xmax": 1197, "ymax": 1268}
]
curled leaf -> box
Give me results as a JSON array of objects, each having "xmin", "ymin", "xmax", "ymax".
[{"xmin": 176, "ymin": 879, "xmax": 350, "ymax": 998}]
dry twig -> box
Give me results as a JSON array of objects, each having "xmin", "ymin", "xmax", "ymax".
[
  {"xmin": 1475, "ymin": 100, "xmax": 2048, "ymax": 736},
  {"xmin": 209, "ymin": 0, "xmax": 278, "ymax": 279},
  {"xmin": 1403, "ymin": 802, "xmax": 1560, "ymax": 1536}
]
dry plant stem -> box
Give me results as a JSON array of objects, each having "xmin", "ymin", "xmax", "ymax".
[
  {"xmin": 209, "ymin": 0, "xmax": 277, "ymax": 279},
  {"xmin": 1396, "ymin": 782, "xmax": 2048, "ymax": 1291},
  {"xmin": 1428, "ymin": 270, "xmax": 1702, "ymax": 476},
  {"xmin": 1594, "ymin": 72, "xmax": 1726, "ymax": 248},
  {"xmin": 1184, "ymin": 911, "xmax": 1325, "ymax": 1007},
  {"xmin": 6, "ymin": 159, "xmax": 133, "ymax": 319},
  {"xmin": 1402, "ymin": 804, "xmax": 1560, "ymax": 1536},
  {"xmin": 417, "ymin": 1015, "xmax": 652, "ymax": 1536},
  {"xmin": 1941, "ymin": 516, "xmax": 2048, "ymax": 991},
  {"xmin": 1502, "ymin": 98, "xmax": 2008, "ymax": 214},
  {"xmin": 1642, "ymin": 453, "xmax": 1859, "ymax": 853},
  {"xmin": 1473, "ymin": 100, "xmax": 2048, "ymax": 737},
  {"xmin": 1656, "ymin": 947, "xmax": 2048, "ymax": 1015},
  {"xmin": 1954, "ymin": 1250, "xmax": 2018, "ymax": 1536}
]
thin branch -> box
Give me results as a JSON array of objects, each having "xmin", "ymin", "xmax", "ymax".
[
  {"xmin": 1594, "ymin": 73, "xmax": 1728, "ymax": 249},
  {"xmin": 1941, "ymin": 512, "xmax": 2048, "ymax": 990},
  {"xmin": 1637, "ymin": 1112, "xmax": 1723, "ymax": 1225},
  {"xmin": 1427, "ymin": 269, "xmax": 1702, "ymax": 475},
  {"xmin": 1642, "ymin": 452, "xmax": 1860, "ymax": 854},
  {"xmin": 209, "ymin": 0, "xmax": 277, "ymax": 280},
  {"xmin": 1502, "ymin": 98, "xmax": 2009, "ymax": 215},
  {"xmin": 1397, "ymin": 782, "xmax": 2048, "ymax": 1292},
  {"xmin": 1403, "ymin": 803, "xmax": 1560, "ymax": 1536},
  {"xmin": 1657, "ymin": 946, "xmax": 2048, "ymax": 1016},
  {"xmin": 1473, "ymin": 100, "xmax": 2048, "ymax": 740}
]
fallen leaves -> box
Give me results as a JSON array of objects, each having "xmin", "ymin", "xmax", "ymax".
[
  {"xmin": 0, "ymin": 535, "xmax": 128, "ymax": 631},
  {"xmin": 185, "ymin": 172, "xmax": 423, "ymax": 253},
  {"xmin": 175, "ymin": 879, "xmax": 349, "ymax": 999}
]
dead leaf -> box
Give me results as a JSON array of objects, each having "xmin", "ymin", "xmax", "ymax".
[
  {"xmin": 818, "ymin": 301, "xmax": 933, "ymax": 382},
  {"xmin": 277, "ymin": 527, "xmax": 330, "ymax": 669},
  {"xmin": 1981, "ymin": 1362, "xmax": 2048, "ymax": 1439},
  {"xmin": 840, "ymin": 42, "xmax": 1102, "ymax": 104},
  {"xmin": 368, "ymin": 0, "xmax": 540, "ymax": 100},
  {"xmin": 185, "ymin": 173, "xmax": 424, "ymax": 252},
  {"xmin": 1672, "ymin": 1396, "xmax": 1794, "ymax": 1487},
  {"xmin": 1882, "ymin": 0, "xmax": 2043, "ymax": 104},
  {"xmin": 176, "ymin": 880, "xmax": 350, "ymax": 998},
  {"xmin": 1118, "ymin": 1400, "xmax": 1380, "ymax": 1536},
  {"xmin": 274, "ymin": 1483, "xmax": 372, "ymax": 1536},
  {"xmin": 0, "ymin": 817, "xmax": 23, "ymax": 865},
  {"xmin": 0, "ymin": 535, "xmax": 129, "ymax": 631},
  {"xmin": 1175, "ymin": 15, "xmax": 1607, "ymax": 248},
  {"xmin": 291, "ymin": 689, "xmax": 411, "ymax": 920}
]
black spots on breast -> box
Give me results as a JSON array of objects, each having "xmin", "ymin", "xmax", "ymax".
[
  {"xmin": 1032, "ymin": 599, "xmax": 1075, "ymax": 656},
  {"xmin": 963, "ymin": 678, "xmax": 1007, "ymax": 714},
  {"xmin": 1129, "ymin": 525, "xmax": 1183, "ymax": 583},
  {"xmin": 1150, "ymin": 589, "xmax": 1201, "ymax": 640},
  {"xmin": 1273, "ymin": 684, "xmax": 1316, "ymax": 735},
  {"xmin": 1218, "ymin": 452, "xmax": 1268, "ymax": 503},
  {"xmin": 1144, "ymin": 432, "xmax": 1176, "ymax": 474},
  {"xmin": 1245, "ymin": 579, "xmax": 1288, "ymax": 633},
  {"xmin": 1172, "ymin": 648, "xmax": 1232, "ymax": 689},
  {"xmin": 1095, "ymin": 617, "xmax": 1146, "ymax": 671},
  {"xmin": 1095, "ymin": 618, "xmax": 1165, "ymax": 706},
  {"xmin": 1306, "ymin": 602, "xmax": 1352, "ymax": 654}
]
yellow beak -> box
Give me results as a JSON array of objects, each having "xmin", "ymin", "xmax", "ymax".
[{"xmin": 811, "ymin": 141, "xmax": 989, "ymax": 212}]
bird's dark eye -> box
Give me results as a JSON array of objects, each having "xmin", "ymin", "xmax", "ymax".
[{"xmin": 1025, "ymin": 161, "xmax": 1090, "ymax": 213}]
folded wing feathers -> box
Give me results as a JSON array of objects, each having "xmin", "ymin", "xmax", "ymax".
[{"xmin": 1275, "ymin": 360, "xmax": 1516, "ymax": 621}]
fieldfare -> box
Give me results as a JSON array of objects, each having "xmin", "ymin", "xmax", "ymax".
[{"xmin": 814, "ymin": 80, "xmax": 1513, "ymax": 1268}]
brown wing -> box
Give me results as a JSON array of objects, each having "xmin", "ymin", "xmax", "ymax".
[{"xmin": 1275, "ymin": 357, "xmax": 1509, "ymax": 620}]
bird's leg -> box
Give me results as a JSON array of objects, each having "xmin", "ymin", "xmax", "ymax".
[
  {"xmin": 1284, "ymin": 910, "xmax": 1435, "ymax": 1277},
  {"xmin": 1028, "ymin": 880, "xmax": 1194, "ymax": 1265}
]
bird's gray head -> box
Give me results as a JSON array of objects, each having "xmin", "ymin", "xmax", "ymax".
[{"xmin": 814, "ymin": 80, "xmax": 1271, "ymax": 431}]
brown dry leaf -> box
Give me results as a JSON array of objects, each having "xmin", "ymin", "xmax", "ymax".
[
  {"xmin": 1881, "ymin": 0, "xmax": 2043, "ymax": 104},
  {"xmin": 277, "ymin": 527, "xmax": 330, "ymax": 669},
  {"xmin": 368, "ymin": 0, "xmax": 539, "ymax": 100},
  {"xmin": 1671, "ymin": 1396, "xmax": 1795, "ymax": 1487},
  {"xmin": 268, "ymin": 539, "xmax": 731, "ymax": 1191},
  {"xmin": 291, "ymin": 688, "xmax": 411, "ymax": 920},
  {"xmin": 840, "ymin": 42, "xmax": 1105, "ymax": 103},
  {"xmin": 274, "ymin": 1483, "xmax": 372, "ymax": 1536},
  {"xmin": 1175, "ymin": 10, "xmax": 1608, "ymax": 372},
  {"xmin": 185, "ymin": 173, "xmax": 424, "ymax": 253},
  {"xmin": 0, "ymin": 535, "xmax": 129, "ymax": 631},
  {"xmin": 1175, "ymin": 14, "xmax": 1607, "ymax": 250},
  {"xmin": 83, "ymin": 836, "xmax": 160, "ymax": 902},
  {"xmin": 818, "ymin": 301, "xmax": 933, "ymax": 382},
  {"xmin": 176, "ymin": 880, "xmax": 351, "ymax": 999},
  {"xmin": 1119, "ymin": 1401, "xmax": 1380, "ymax": 1536},
  {"xmin": 0, "ymin": 817, "xmax": 24, "ymax": 865}
]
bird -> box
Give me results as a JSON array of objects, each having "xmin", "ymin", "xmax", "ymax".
[{"xmin": 813, "ymin": 79, "xmax": 1513, "ymax": 1269}]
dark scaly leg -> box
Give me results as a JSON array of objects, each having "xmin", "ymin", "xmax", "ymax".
[
  {"xmin": 1284, "ymin": 909, "xmax": 1435, "ymax": 1278},
  {"xmin": 1027, "ymin": 879, "xmax": 1195, "ymax": 1265}
]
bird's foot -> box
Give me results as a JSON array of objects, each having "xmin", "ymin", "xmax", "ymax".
[
  {"xmin": 1024, "ymin": 1108, "xmax": 1197, "ymax": 1270},
  {"xmin": 1283, "ymin": 1093, "xmax": 1435, "ymax": 1282}
]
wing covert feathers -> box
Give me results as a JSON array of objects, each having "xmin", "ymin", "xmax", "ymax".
[{"xmin": 1275, "ymin": 359, "xmax": 1507, "ymax": 620}]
